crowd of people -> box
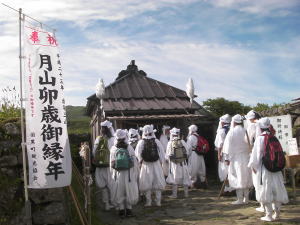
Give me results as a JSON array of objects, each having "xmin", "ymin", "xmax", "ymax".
[{"xmin": 89, "ymin": 110, "xmax": 288, "ymax": 222}]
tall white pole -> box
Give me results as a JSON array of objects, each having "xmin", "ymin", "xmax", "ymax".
[{"xmin": 19, "ymin": 8, "xmax": 32, "ymax": 225}]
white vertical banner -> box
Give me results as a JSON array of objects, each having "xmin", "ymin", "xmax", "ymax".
[{"xmin": 23, "ymin": 21, "xmax": 72, "ymax": 188}]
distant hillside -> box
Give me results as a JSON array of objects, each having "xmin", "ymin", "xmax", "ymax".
[{"xmin": 66, "ymin": 105, "xmax": 90, "ymax": 134}]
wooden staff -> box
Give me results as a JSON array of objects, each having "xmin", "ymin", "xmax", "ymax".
[{"xmin": 218, "ymin": 175, "xmax": 228, "ymax": 200}]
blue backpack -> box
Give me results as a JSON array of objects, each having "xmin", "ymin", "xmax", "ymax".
[{"xmin": 112, "ymin": 148, "xmax": 133, "ymax": 171}]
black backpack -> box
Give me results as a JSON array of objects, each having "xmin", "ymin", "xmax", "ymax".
[
  {"xmin": 141, "ymin": 138, "xmax": 159, "ymax": 162},
  {"xmin": 262, "ymin": 134, "xmax": 286, "ymax": 172}
]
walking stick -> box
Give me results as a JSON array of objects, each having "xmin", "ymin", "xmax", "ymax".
[{"xmin": 218, "ymin": 175, "xmax": 228, "ymax": 200}]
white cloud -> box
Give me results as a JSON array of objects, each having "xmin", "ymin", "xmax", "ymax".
[
  {"xmin": 209, "ymin": 0, "xmax": 299, "ymax": 16},
  {"xmin": 0, "ymin": 0, "xmax": 299, "ymax": 107},
  {"xmin": 59, "ymin": 31, "xmax": 299, "ymax": 106},
  {"xmin": 1, "ymin": 0, "xmax": 197, "ymax": 26}
]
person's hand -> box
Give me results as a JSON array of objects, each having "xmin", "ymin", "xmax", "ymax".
[
  {"xmin": 225, "ymin": 160, "xmax": 230, "ymax": 166},
  {"xmin": 218, "ymin": 153, "xmax": 222, "ymax": 161},
  {"xmin": 252, "ymin": 168, "xmax": 257, "ymax": 174}
]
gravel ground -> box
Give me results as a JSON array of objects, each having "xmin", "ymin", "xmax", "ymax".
[{"xmin": 95, "ymin": 183, "xmax": 300, "ymax": 225}]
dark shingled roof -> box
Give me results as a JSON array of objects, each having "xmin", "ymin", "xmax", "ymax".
[{"xmin": 86, "ymin": 60, "xmax": 210, "ymax": 117}]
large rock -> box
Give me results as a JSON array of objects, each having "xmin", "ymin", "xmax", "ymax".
[
  {"xmin": 294, "ymin": 108, "xmax": 300, "ymax": 114},
  {"xmin": 0, "ymin": 140, "xmax": 20, "ymax": 153},
  {"xmin": 32, "ymin": 202, "xmax": 66, "ymax": 225},
  {"xmin": 0, "ymin": 167, "xmax": 17, "ymax": 177},
  {"xmin": 294, "ymin": 117, "xmax": 300, "ymax": 127},
  {"xmin": 29, "ymin": 188, "xmax": 64, "ymax": 204},
  {"xmin": 4, "ymin": 123, "xmax": 20, "ymax": 135},
  {"xmin": 0, "ymin": 155, "xmax": 18, "ymax": 167},
  {"xmin": 9, "ymin": 207, "xmax": 26, "ymax": 225}
]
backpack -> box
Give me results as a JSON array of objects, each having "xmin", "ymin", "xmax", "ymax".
[
  {"xmin": 262, "ymin": 134, "xmax": 285, "ymax": 172},
  {"xmin": 92, "ymin": 136, "xmax": 110, "ymax": 167},
  {"xmin": 169, "ymin": 139, "xmax": 187, "ymax": 164},
  {"xmin": 112, "ymin": 148, "xmax": 134, "ymax": 171},
  {"xmin": 141, "ymin": 138, "xmax": 159, "ymax": 162},
  {"xmin": 223, "ymin": 125, "xmax": 230, "ymax": 135},
  {"xmin": 193, "ymin": 135, "xmax": 210, "ymax": 155}
]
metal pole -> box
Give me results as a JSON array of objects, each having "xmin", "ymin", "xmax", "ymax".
[{"xmin": 19, "ymin": 8, "xmax": 32, "ymax": 225}]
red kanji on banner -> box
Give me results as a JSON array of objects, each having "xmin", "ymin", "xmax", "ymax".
[
  {"xmin": 47, "ymin": 34, "xmax": 57, "ymax": 46},
  {"xmin": 30, "ymin": 31, "xmax": 40, "ymax": 43}
]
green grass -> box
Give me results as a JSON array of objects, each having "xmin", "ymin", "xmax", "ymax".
[
  {"xmin": 66, "ymin": 105, "xmax": 90, "ymax": 135},
  {"xmin": 68, "ymin": 171, "xmax": 103, "ymax": 225}
]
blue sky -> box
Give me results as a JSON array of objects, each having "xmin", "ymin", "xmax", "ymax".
[{"xmin": 0, "ymin": 0, "xmax": 300, "ymax": 106}]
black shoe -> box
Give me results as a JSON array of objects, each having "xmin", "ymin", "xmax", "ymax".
[
  {"xmin": 119, "ymin": 210, "xmax": 126, "ymax": 219},
  {"xmin": 126, "ymin": 209, "xmax": 134, "ymax": 217}
]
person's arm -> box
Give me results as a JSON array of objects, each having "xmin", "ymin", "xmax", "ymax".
[
  {"xmin": 186, "ymin": 136, "xmax": 196, "ymax": 158},
  {"xmin": 248, "ymin": 136, "xmax": 264, "ymax": 173},
  {"xmin": 156, "ymin": 139, "xmax": 165, "ymax": 164},
  {"xmin": 223, "ymin": 130, "xmax": 233, "ymax": 165},
  {"xmin": 218, "ymin": 130, "xmax": 227, "ymax": 160},
  {"xmin": 135, "ymin": 140, "xmax": 143, "ymax": 163},
  {"xmin": 181, "ymin": 140, "xmax": 190, "ymax": 157},
  {"xmin": 165, "ymin": 141, "xmax": 172, "ymax": 160},
  {"xmin": 92, "ymin": 136, "xmax": 100, "ymax": 156}
]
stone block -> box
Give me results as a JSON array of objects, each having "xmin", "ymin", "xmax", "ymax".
[
  {"xmin": 29, "ymin": 188, "xmax": 64, "ymax": 204},
  {"xmin": 32, "ymin": 202, "xmax": 66, "ymax": 224},
  {"xmin": 0, "ymin": 155, "xmax": 18, "ymax": 167}
]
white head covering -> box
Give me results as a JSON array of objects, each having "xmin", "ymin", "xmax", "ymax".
[
  {"xmin": 100, "ymin": 120, "xmax": 112, "ymax": 128},
  {"xmin": 258, "ymin": 117, "xmax": 270, "ymax": 129},
  {"xmin": 229, "ymin": 114, "xmax": 243, "ymax": 130},
  {"xmin": 142, "ymin": 125, "xmax": 156, "ymax": 139},
  {"xmin": 246, "ymin": 110, "xmax": 256, "ymax": 120},
  {"xmin": 217, "ymin": 114, "xmax": 231, "ymax": 132},
  {"xmin": 128, "ymin": 128, "xmax": 140, "ymax": 142},
  {"xmin": 232, "ymin": 114, "xmax": 243, "ymax": 123},
  {"xmin": 162, "ymin": 125, "xmax": 170, "ymax": 135},
  {"xmin": 220, "ymin": 114, "xmax": 231, "ymax": 123},
  {"xmin": 188, "ymin": 124, "xmax": 198, "ymax": 135},
  {"xmin": 170, "ymin": 127, "xmax": 180, "ymax": 140},
  {"xmin": 114, "ymin": 129, "xmax": 128, "ymax": 145},
  {"xmin": 115, "ymin": 129, "xmax": 127, "ymax": 139},
  {"xmin": 100, "ymin": 120, "xmax": 115, "ymax": 136}
]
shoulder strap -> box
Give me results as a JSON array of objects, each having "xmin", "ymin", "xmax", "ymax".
[{"xmin": 262, "ymin": 133, "xmax": 270, "ymax": 154}]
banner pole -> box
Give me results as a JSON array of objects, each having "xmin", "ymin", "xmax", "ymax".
[{"xmin": 19, "ymin": 8, "xmax": 32, "ymax": 225}]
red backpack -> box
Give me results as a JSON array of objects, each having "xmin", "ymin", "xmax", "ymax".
[
  {"xmin": 262, "ymin": 134, "xmax": 285, "ymax": 172},
  {"xmin": 193, "ymin": 135, "xmax": 210, "ymax": 155}
]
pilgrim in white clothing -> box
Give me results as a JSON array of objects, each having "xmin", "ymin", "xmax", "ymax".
[
  {"xmin": 160, "ymin": 125, "xmax": 170, "ymax": 177},
  {"xmin": 187, "ymin": 124, "xmax": 207, "ymax": 187},
  {"xmin": 110, "ymin": 129, "xmax": 139, "ymax": 218},
  {"xmin": 214, "ymin": 114, "xmax": 233, "ymax": 192},
  {"xmin": 135, "ymin": 125, "xmax": 166, "ymax": 206},
  {"xmin": 248, "ymin": 117, "xmax": 288, "ymax": 222},
  {"xmin": 166, "ymin": 127, "xmax": 192, "ymax": 198},
  {"xmin": 128, "ymin": 128, "xmax": 140, "ymax": 151},
  {"xmin": 93, "ymin": 120, "xmax": 115, "ymax": 210},
  {"xmin": 246, "ymin": 110, "xmax": 264, "ymax": 211},
  {"xmin": 223, "ymin": 115, "xmax": 252, "ymax": 204}
]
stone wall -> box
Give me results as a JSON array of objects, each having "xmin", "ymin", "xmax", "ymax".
[{"xmin": 0, "ymin": 118, "xmax": 69, "ymax": 225}]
